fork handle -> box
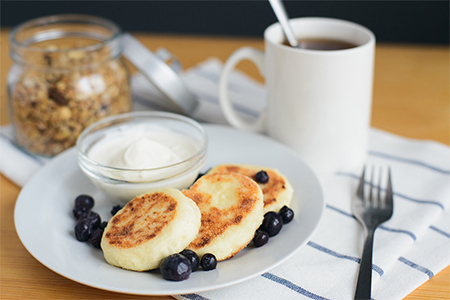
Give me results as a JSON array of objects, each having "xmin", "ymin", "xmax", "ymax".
[{"xmin": 354, "ymin": 228, "xmax": 375, "ymax": 300}]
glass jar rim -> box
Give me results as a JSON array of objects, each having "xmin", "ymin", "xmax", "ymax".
[
  {"xmin": 9, "ymin": 14, "xmax": 123, "ymax": 68},
  {"xmin": 10, "ymin": 14, "xmax": 122, "ymax": 52}
]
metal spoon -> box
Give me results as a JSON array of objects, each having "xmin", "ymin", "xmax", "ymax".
[{"xmin": 268, "ymin": 0, "xmax": 298, "ymax": 47}]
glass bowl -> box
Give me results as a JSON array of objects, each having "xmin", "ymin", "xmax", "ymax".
[{"xmin": 76, "ymin": 111, "xmax": 207, "ymax": 203}]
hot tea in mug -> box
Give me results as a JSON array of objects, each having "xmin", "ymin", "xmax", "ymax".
[{"xmin": 283, "ymin": 38, "xmax": 358, "ymax": 50}]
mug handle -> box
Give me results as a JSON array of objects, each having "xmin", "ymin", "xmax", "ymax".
[{"xmin": 218, "ymin": 47, "xmax": 266, "ymax": 132}]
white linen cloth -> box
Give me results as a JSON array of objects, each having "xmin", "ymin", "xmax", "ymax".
[{"xmin": 1, "ymin": 58, "xmax": 449, "ymax": 300}]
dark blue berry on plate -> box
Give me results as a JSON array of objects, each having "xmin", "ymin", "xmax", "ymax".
[
  {"xmin": 260, "ymin": 211, "xmax": 283, "ymax": 237},
  {"xmin": 73, "ymin": 206, "xmax": 89, "ymax": 219},
  {"xmin": 99, "ymin": 221, "xmax": 108, "ymax": 230},
  {"xmin": 200, "ymin": 253, "xmax": 217, "ymax": 271},
  {"xmin": 73, "ymin": 195, "xmax": 94, "ymax": 219},
  {"xmin": 79, "ymin": 211, "xmax": 101, "ymax": 231},
  {"xmin": 75, "ymin": 195, "xmax": 94, "ymax": 210},
  {"xmin": 279, "ymin": 205, "xmax": 294, "ymax": 224},
  {"xmin": 255, "ymin": 171, "xmax": 269, "ymax": 184},
  {"xmin": 253, "ymin": 230, "xmax": 269, "ymax": 247},
  {"xmin": 74, "ymin": 219, "xmax": 92, "ymax": 242},
  {"xmin": 180, "ymin": 249, "xmax": 199, "ymax": 272},
  {"xmin": 90, "ymin": 228, "xmax": 104, "ymax": 249},
  {"xmin": 111, "ymin": 205, "xmax": 122, "ymax": 216},
  {"xmin": 160, "ymin": 254, "xmax": 192, "ymax": 281}
]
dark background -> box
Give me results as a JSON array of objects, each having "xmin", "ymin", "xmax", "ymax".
[{"xmin": 1, "ymin": 0, "xmax": 449, "ymax": 45}]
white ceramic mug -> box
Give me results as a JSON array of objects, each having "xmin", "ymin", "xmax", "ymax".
[{"xmin": 218, "ymin": 17, "xmax": 375, "ymax": 174}]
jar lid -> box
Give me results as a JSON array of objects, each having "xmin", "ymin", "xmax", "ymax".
[{"xmin": 121, "ymin": 33, "xmax": 198, "ymax": 116}]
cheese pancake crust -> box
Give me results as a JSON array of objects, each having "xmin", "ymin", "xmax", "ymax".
[
  {"xmin": 206, "ymin": 164, "xmax": 294, "ymax": 213},
  {"xmin": 183, "ymin": 173, "xmax": 264, "ymax": 261},
  {"xmin": 101, "ymin": 188, "xmax": 201, "ymax": 271}
]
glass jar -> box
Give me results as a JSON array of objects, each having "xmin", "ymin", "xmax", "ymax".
[{"xmin": 8, "ymin": 14, "xmax": 132, "ymax": 156}]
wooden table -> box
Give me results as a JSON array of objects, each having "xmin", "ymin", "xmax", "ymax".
[{"xmin": 1, "ymin": 30, "xmax": 449, "ymax": 299}]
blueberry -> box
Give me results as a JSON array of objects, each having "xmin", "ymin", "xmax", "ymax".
[
  {"xmin": 200, "ymin": 253, "xmax": 217, "ymax": 271},
  {"xmin": 99, "ymin": 221, "xmax": 108, "ymax": 230},
  {"xmin": 74, "ymin": 219, "xmax": 92, "ymax": 242},
  {"xmin": 253, "ymin": 231, "xmax": 269, "ymax": 247},
  {"xmin": 260, "ymin": 211, "xmax": 283, "ymax": 237},
  {"xmin": 90, "ymin": 228, "xmax": 104, "ymax": 249},
  {"xmin": 279, "ymin": 205, "xmax": 294, "ymax": 224},
  {"xmin": 255, "ymin": 171, "xmax": 269, "ymax": 184},
  {"xmin": 72, "ymin": 195, "xmax": 95, "ymax": 219},
  {"xmin": 74, "ymin": 195, "xmax": 94, "ymax": 210},
  {"xmin": 111, "ymin": 205, "xmax": 122, "ymax": 216},
  {"xmin": 180, "ymin": 249, "xmax": 199, "ymax": 272},
  {"xmin": 72, "ymin": 206, "xmax": 89, "ymax": 219},
  {"xmin": 160, "ymin": 254, "xmax": 192, "ymax": 281},
  {"xmin": 79, "ymin": 211, "xmax": 101, "ymax": 231}
]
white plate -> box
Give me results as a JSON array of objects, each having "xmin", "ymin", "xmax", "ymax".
[{"xmin": 14, "ymin": 124, "xmax": 324, "ymax": 296}]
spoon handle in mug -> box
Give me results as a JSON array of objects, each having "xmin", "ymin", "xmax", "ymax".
[{"xmin": 268, "ymin": 0, "xmax": 298, "ymax": 47}]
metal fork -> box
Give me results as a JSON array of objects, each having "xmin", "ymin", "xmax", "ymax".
[{"xmin": 352, "ymin": 166, "xmax": 394, "ymax": 300}]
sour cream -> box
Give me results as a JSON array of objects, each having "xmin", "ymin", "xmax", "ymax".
[
  {"xmin": 87, "ymin": 124, "xmax": 201, "ymax": 183},
  {"xmin": 89, "ymin": 130, "xmax": 198, "ymax": 170}
]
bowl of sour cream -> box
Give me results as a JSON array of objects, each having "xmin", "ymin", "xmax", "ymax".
[{"xmin": 76, "ymin": 111, "xmax": 208, "ymax": 203}]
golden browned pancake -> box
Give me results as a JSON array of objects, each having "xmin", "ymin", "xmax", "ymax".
[
  {"xmin": 182, "ymin": 172, "xmax": 264, "ymax": 261},
  {"xmin": 101, "ymin": 188, "xmax": 201, "ymax": 271},
  {"xmin": 206, "ymin": 164, "xmax": 294, "ymax": 213}
]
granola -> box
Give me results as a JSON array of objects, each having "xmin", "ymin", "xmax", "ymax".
[{"xmin": 10, "ymin": 39, "xmax": 131, "ymax": 156}]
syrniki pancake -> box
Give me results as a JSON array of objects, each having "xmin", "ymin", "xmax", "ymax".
[
  {"xmin": 182, "ymin": 172, "xmax": 264, "ymax": 261},
  {"xmin": 206, "ymin": 164, "xmax": 294, "ymax": 213},
  {"xmin": 101, "ymin": 188, "xmax": 201, "ymax": 271}
]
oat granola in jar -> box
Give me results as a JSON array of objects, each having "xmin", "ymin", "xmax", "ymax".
[{"xmin": 8, "ymin": 15, "xmax": 131, "ymax": 156}]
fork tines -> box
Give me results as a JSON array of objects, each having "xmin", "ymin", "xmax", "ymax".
[{"xmin": 357, "ymin": 165, "xmax": 393, "ymax": 209}]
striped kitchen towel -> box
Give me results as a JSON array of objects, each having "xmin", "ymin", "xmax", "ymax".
[{"xmin": 1, "ymin": 58, "xmax": 449, "ymax": 300}]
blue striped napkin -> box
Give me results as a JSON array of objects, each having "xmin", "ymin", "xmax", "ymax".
[{"xmin": 1, "ymin": 58, "xmax": 449, "ymax": 300}]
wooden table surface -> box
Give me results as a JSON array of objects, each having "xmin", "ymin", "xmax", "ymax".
[{"xmin": 1, "ymin": 30, "xmax": 449, "ymax": 299}]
